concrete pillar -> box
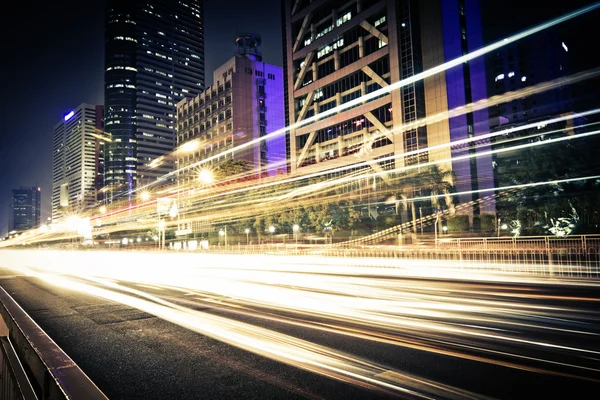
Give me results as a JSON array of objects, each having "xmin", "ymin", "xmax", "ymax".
[
  {"xmin": 315, "ymin": 142, "xmax": 321, "ymax": 163},
  {"xmin": 358, "ymin": 36, "xmax": 364, "ymax": 58},
  {"xmin": 310, "ymin": 23, "xmax": 316, "ymax": 40},
  {"xmin": 312, "ymin": 62, "xmax": 318, "ymax": 82},
  {"xmin": 334, "ymin": 49, "xmax": 340, "ymax": 70},
  {"xmin": 356, "ymin": 0, "xmax": 362, "ymax": 13},
  {"xmin": 360, "ymin": 81, "xmax": 367, "ymax": 104}
]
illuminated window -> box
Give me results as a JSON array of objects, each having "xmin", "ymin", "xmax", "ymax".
[
  {"xmin": 336, "ymin": 11, "xmax": 351, "ymax": 27},
  {"xmin": 374, "ymin": 16, "xmax": 386, "ymax": 27},
  {"xmin": 562, "ymin": 42, "xmax": 568, "ymax": 52},
  {"xmin": 508, "ymin": 71, "xmax": 515, "ymax": 78},
  {"xmin": 317, "ymin": 38, "xmax": 344, "ymax": 59},
  {"xmin": 521, "ymin": 76, "xmax": 527, "ymax": 82},
  {"xmin": 495, "ymin": 73, "xmax": 505, "ymax": 82}
]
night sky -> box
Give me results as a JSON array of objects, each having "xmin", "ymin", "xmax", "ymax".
[{"xmin": 0, "ymin": 0, "xmax": 597, "ymax": 236}]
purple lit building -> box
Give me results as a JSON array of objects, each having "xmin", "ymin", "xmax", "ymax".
[
  {"xmin": 176, "ymin": 33, "xmax": 287, "ymax": 185},
  {"xmin": 282, "ymin": 0, "xmax": 495, "ymax": 224}
]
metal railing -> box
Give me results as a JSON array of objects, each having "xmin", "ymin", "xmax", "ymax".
[
  {"xmin": 0, "ymin": 288, "xmax": 108, "ymax": 400},
  {"xmin": 172, "ymin": 235, "xmax": 600, "ymax": 279}
]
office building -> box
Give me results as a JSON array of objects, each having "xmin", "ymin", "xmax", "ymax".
[
  {"xmin": 52, "ymin": 104, "xmax": 104, "ymax": 221},
  {"xmin": 10, "ymin": 187, "xmax": 41, "ymax": 231},
  {"xmin": 487, "ymin": 29, "xmax": 579, "ymax": 190},
  {"xmin": 104, "ymin": 0, "xmax": 205, "ymax": 200},
  {"xmin": 176, "ymin": 33, "xmax": 286, "ymax": 185},
  {"xmin": 282, "ymin": 0, "xmax": 495, "ymax": 221},
  {"xmin": 487, "ymin": 29, "xmax": 572, "ymax": 127}
]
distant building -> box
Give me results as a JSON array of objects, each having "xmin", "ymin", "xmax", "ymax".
[
  {"xmin": 176, "ymin": 33, "xmax": 286, "ymax": 185},
  {"xmin": 487, "ymin": 29, "xmax": 578, "ymax": 189},
  {"xmin": 487, "ymin": 29, "xmax": 572, "ymax": 128},
  {"xmin": 104, "ymin": 0, "xmax": 205, "ymax": 199},
  {"xmin": 282, "ymin": 0, "xmax": 495, "ymax": 221},
  {"xmin": 52, "ymin": 104, "xmax": 105, "ymax": 221},
  {"xmin": 10, "ymin": 187, "xmax": 41, "ymax": 231}
]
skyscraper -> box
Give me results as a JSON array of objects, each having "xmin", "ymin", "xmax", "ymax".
[
  {"xmin": 487, "ymin": 28, "xmax": 572, "ymax": 127},
  {"xmin": 176, "ymin": 33, "xmax": 286, "ymax": 183},
  {"xmin": 104, "ymin": 0, "xmax": 205, "ymax": 200},
  {"xmin": 10, "ymin": 187, "xmax": 41, "ymax": 231},
  {"xmin": 282, "ymin": 0, "xmax": 495, "ymax": 221},
  {"xmin": 52, "ymin": 104, "xmax": 104, "ymax": 221}
]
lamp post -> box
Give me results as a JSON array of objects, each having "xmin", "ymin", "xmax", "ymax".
[
  {"xmin": 292, "ymin": 224, "xmax": 299, "ymax": 247},
  {"xmin": 219, "ymin": 226, "xmax": 228, "ymax": 247},
  {"xmin": 434, "ymin": 211, "xmax": 439, "ymax": 248},
  {"xmin": 419, "ymin": 207, "xmax": 423, "ymax": 235},
  {"xmin": 245, "ymin": 228, "xmax": 250, "ymax": 245},
  {"xmin": 269, "ymin": 225, "xmax": 275, "ymax": 244}
]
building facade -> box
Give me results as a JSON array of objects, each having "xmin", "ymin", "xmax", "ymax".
[
  {"xmin": 487, "ymin": 28, "xmax": 572, "ymax": 128},
  {"xmin": 52, "ymin": 104, "xmax": 104, "ymax": 221},
  {"xmin": 176, "ymin": 33, "xmax": 286, "ymax": 186},
  {"xmin": 282, "ymin": 0, "xmax": 495, "ymax": 221},
  {"xmin": 10, "ymin": 187, "xmax": 41, "ymax": 231},
  {"xmin": 104, "ymin": 0, "xmax": 205, "ymax": 200}
]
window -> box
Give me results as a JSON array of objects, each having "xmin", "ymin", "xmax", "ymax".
[
  {"xmin": 317, "ymin": 38, "xmax": 344, "ymax": 59},
  {"xmin": 495, "ymin": 73, "xmax": 505, "ymax": 82},
  {"xmin": 374, "ymin": 16, "xmax": 386, "ymax": 27},
  {"xmin": 336, "ymin": 11, "xmax": 351, "ymax": 27}
]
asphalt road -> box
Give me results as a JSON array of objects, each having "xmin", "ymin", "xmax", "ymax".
[{"xmin": 0, "ymin": 263, "xmax": 599, "ymax": 399}]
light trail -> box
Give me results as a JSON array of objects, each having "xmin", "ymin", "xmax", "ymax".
[
  {"xmin": 133, "ymin": 2, "xmax": 600, "ymax": 192},
  {"xmin": 1, "ymin": 249, "xmax": 599, "ymax": 392}
]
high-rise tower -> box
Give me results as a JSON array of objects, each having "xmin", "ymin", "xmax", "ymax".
[
  {"xmin": 282, "ymin": 0, "xmax": 495, "ymax": 220},
  {"xmin": 52, "ymin": 104, "xmax": 104, "ymax": 221},
  {"xmin": 104, "ymin": 0, "xmax": 204, "ymax": 200},
  {"xmin": 10, "ymin": 187, "xmax": 41, "ymax": 232}
]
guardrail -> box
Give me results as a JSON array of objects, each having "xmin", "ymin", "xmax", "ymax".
[
  {"xmin": 0, "ymin": 287, "xmax": 107, "ymax": 400},
  {"xmin": 171, "ymin": 236, "xmax": 600, "ymax": 279}
]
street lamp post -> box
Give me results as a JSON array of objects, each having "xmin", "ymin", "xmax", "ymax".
[
  {"xmin": 245, "ymin": 228, "xmax": 250, "ymax": 245},
  {"xmin": 269, "ymin": 225, "xmax": 275, "ymax": 244},
  {"xmin": 292, "ymin": 224, "xmax": 299, "ymax": 247},
  {"xmin": 434, "ymin": 211, "xmax": 439, "ymax": 248}
]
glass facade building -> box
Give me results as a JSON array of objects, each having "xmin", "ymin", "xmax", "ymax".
[
  {"xmin": 104, "ymin": 0, "xmax": 204, "ymax": 201},
  {"xmin": 10, "ymin": 187, "xmax": 41, "ymax": 232}
]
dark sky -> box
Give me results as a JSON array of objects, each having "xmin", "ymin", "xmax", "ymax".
[{"xmin": 0, "ymin": 1, "xmax": 597, "ymax": 236}]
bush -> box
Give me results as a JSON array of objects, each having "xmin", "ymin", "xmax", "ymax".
[
  {"xmin": 447, "ymin": 215, "xmax": 469, "ymax": 232},
  {"xmin": 474, "ymin": 214, "xmax": 496, "ymax": 232}
]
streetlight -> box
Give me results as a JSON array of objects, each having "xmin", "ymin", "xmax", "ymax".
[
  {"xmin": 140, "ymin": 191, "xmax": 151, "ymax": 201},
  {"xmin": 292, "ymin": 224, "xmax": 299, "ymax": 246},
  {"xmin": 269, "ymin": 225, "xmax": 275, "ymax": 244},
  {"xmin": 198, "ymin": 169, "xmax": 214, "ymax": 185},
  {"xmin": 245, "ymin": 228, "xmax": 250, "ymax": 245},
  {"xmin": 99, "ymin": 206, "xmax": 106, "ymax": 214},
  {"xmin": 219, "ymin": 227, "xmax": 228, "ymax": 246},
  {"xmin": 442, "ymin": 226, "xmax": 448, "ymax": 234}
]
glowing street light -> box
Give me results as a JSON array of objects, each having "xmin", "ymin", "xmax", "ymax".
[
  {"xmin": 178, "ymin": 139, "xmax": 200, "ymax": 154},
  {"xmin": 122, "ymin": 238, "xmax": 129, "ymax": 245},
  {"xmin": 269, "ymin": 225, "xmax": 275, "ymax": 244},
  {"xmin": 140, "ymin": 191, "xmax": 151, "ymax": 201},
  {"xmin": 136, "ymin": 237, "xmax": 142, "ymax": 243},
  {"xmin": 99, "ymin": 206, "xmax": 106, "ymax": 214},
  {"xmin": 293, "ymin": 224, "xmax": 299, "ymax": 246},
  {"xmin": 219, "ymin": 227, "xmax": 228, "ymax": 246},
  {"xmin": 198, "ymin": 169, "xmax": 214, "ymax": 185}
]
